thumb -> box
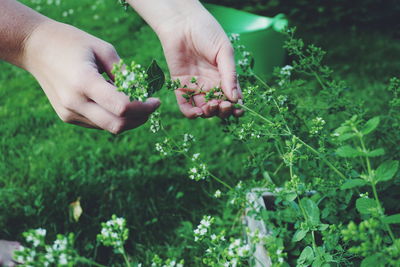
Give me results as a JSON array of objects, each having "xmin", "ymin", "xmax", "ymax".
[
  {"xmin": 135, "ymin": 97, "xmax": 161, "ymax": 116},
  {"xmin": 217, "ymin": 44, "xmax": 239, "ymax": 102}
]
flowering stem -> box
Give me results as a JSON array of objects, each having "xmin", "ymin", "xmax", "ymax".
[
  {"xmin": 237, "ymin": 103, "xmax": 347, "ymax": 180},
  {"xmin": 358, "ymin": 134, "xmax": 398, "ymax": 248},
  {"xmin": 160, "ymin": 127, "xmax": 233, "ymax": 190}
]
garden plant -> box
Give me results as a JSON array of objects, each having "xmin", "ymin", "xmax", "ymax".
[
  {"xmin": 1, "ymin": 0, "xmax": 400, "ymax": 267},
  {"xmin": 10, "ymin": 24, "xmax": 400, "ymax": 266}
]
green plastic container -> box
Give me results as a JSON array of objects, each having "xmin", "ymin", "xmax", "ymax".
[{"xmin": 204, "ymin": 3, "xmax": 288, "ymax": 78}]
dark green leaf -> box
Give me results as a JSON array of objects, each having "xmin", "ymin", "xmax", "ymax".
[
  {"xmin": 336, "ymin": 146, "xmax": 362, "ymax": 158},
  {"xmin": 146, "ymin": 60, "xmax": 165, "ymax": 96},
  {"xmin": 356, "ymin": 198, "xmax": 376, "ymax": 214},
  {"xmin": 361, "ymin": 117, "xmax": 380, "ymax": 135},
  {"xmin": 361, "ymin": 254, "xmax": 381, "ymax": 267},
  {"xmin": 298, "ymin": 246, "xmax": 314, "ymax": 265},
  {"xmin": 375, "ymin": 160, "xmax": 399, "ymax": 183},
  {"xmin": 382, "ymin": 214, "xmax": 400, "ymax": 224},
  {"xmin": 366, "ymin": 148, "xmax": 385, "ymax": 157},
  {"xmin": 292, "ymin": 229, "xmax": 308, "ymax": 242},
  {"xmin": 340, "ymin": 179, "xmax": 367, "ymax": 190},
  {"xmin": 301, "ymin": 198, "xmax": 320, "ymax": 226},
  {"xmin": 285, "ymin": 192, "xmax": 297, "ymax": 202}
]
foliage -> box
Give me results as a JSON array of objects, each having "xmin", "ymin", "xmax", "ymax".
[{"xmin": 1, "ymin": 0, "xmax": 400, "ymax": 266}]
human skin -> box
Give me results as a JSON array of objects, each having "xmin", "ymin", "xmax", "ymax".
[
  {"xmin": 128, "ymin": 0, "xmax": 244, "ymax": 119},
  {"xmin": 0, "ymin": 0, "xmax": 242, "ymax": 134},
  {"xmin": 0, "ymin": 0, "xmax": 160, "ymax": 134}
]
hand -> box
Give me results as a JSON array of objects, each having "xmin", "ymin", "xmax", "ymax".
[
  {"xmin": 156, "ymin": 5, "xmax": 244, "ymax": 119},
  {"xmin": 22, "ymin": 21, "xmax": 160, "ymax": 134},
  {"xmin": 0, "ymin": 240, "xmax": 20, "ymax": 266}
]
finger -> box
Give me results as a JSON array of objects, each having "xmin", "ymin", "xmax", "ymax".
[
  {"xmin": 85, "ymin": 76, "xmax": 161, "ymax": 117},
  {"xmin": 192, "ymin": 93, "xmax": 213, "ymax": 118},
  {"xmin": 93, "ymin": 42, "xmax": 120, "ymax": 81},
  {"xmin": 233, "ymin": 108, "xmax": 245, "ymax": 117},
  {"xmin": 175, "ymin": 89, "xmax": 203, "ymax": 119},
  {"xmin": 217, "ymin": 45, "xmax": 238, "ymax": 102},
  {"xmin": 207, "ymin": 100, "xmax": 219, "ymax": 117},
  {"xmin": 81, "ymin": 102, "xmax": 149, "ymax": 134},
  {"xmin": 218, "ymin": 101, "xmax": 233, "ymax": 119}
]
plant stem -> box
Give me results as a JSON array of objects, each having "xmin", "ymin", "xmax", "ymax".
[
  {"xmin": 77, "ymin": 257, "xmax": 108, "ymax": 267},
  {"xmin": 237, "ymin": 103, "xmax": 347, "ymax": 180},
  {"xmin": 295, "ymin": 137, "xmax": 346, "ymax": 180},
  {"xmin": 358, "ymin": 135, "xmax": 398, "ymax": 248},
  {"xmin": 160, "ymin": 127, "xmax": 233, "ymax": 190}
]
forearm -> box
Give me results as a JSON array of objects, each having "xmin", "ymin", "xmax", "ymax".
[
  {"xmin": 126, "ymin": 0, "xmax": 206, "ymax": 35},
  {"xmin": 0, "ymin": 0, "xmax": 49, "ymax": 68}
]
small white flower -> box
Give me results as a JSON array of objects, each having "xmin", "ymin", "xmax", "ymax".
[{"xmin": 214, "ymin": 190, "xmax": 222, "ymax": 198}]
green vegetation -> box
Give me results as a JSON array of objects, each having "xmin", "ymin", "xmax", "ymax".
[{"xmin": 1, "ymin": 0, "xmax": 400, "ymax": 266}]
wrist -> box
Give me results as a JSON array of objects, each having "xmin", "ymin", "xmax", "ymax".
[
  {"xmin": 21, "ymin": 19, "xmax": 63, "ymax": 74},
  {"xmin": 127, "ymin": 0, "xmax": 206, "ymax": 36}
]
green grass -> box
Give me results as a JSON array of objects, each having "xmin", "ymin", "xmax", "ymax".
[{"xmin": 1, "ymin": 0, "xmax": 399, "ymax": 265}]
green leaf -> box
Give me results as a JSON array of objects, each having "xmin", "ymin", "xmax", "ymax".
[
  {"xmin": 292, "ymin": 229, "xmax": 308, "ymax": 242},
  {"xmin": 366, "ymin": 148, "xmax": 385, "ymax": 157},
  {"xmin": 301, "ymin": 198, "xmax": 320, "ymax": 226},
  {"xmin": 382, "ymin": 214, "xmax": 400, "ymax": 224},
  {"xmin": 336, "ymin": 146, "xmax": 362, "ymax": 158},
  {"xmin": 340, "ymin": 179, "xmax": 367, "ymax": 190},
  {"xmin": 298, "ymin": 246, "xmax": 314, "ymax": 265},
  {"xmin": 285, "ymin": 192, "xmax": 297, "ymax": 202},
  {"xmin": 356, "ymin": 198, "xmax": 377, "ymax": 214},
  {"xmin": 361, "ymin": 254, "xmax": 381, "ymax": 267},
  {"xmin": 146, "ymin": 60, "xmax": 165, "ymax": 96},
  {"xmin": 361, "ymin": 117, "xmax": 380, "ymax": 135},
  {"xmin": 337, "ymin": 133, "xmax": 356, "ymax": 142},
  {"xmin": 375, "ymin": 160, "xmax": 399, "ymax": 183}
]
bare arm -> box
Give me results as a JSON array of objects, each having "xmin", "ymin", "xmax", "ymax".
[{"xmin": 0, "ymin": 0, "xmax": 47, "ymax": 67}]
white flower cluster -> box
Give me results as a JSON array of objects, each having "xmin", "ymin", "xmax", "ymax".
[
  {"xmin": 25, "ymin": 228, "xmax": 46, "ymax": 247},
  {"xmin": 150, "ymin": 111, "xmax": 161, "ymax": 133},
  {"xmin": 150, "ymin": 254, "xmax": 185, "ymax": 267},
  {"xmin": 97, "ymin": 215, "xmax": 129, "ymax": 253},
  {"xmin": 15, "ymin": 230, "xmax": 76, "ymax": 267},
  {"xmin": 188, "ymin": 163, "xmax": 208, "ymax": 181},
  {"xmin": 309, "ymin": 116, "xmax": 326, "ymax": 135},
  {"xmin": 155, "ymin": 138, "xmax": 170, "ymax": 156},
  {"xmin": 214, "ymin": 190, "xmax": 222, "ymax": 198},
  {"xmin": 113, "ymin": 60, "xmax": 149, "ymax": 102},
  {"xmin": 280, "ymin": 65, "xmax": 293, "ymax": 77},
  {"xmin": 223, "ymin": 239, "xmax": 251, "ymax": 267},
  {"xmin": 182, "ymin": 133, "xmax": 195, "ymax": 152},
  {"xmin": 229, "ymin": 33, "xmax": 240, "ymax": 42},
  {"xmin": 236, "ymin": 121, "xmax": 261, "ymax": 140},
  {"xmin": 278, "ymin": 65, "xmax": 294, "ymax": 86},
  {"xmin": 194, "ymin": 215, "xmax": 215, "ymax": 242}
]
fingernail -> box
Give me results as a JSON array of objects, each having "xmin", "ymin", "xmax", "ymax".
[
  {"xmin": 196, "ymin": 111, "xmax": 203, "ymax": 117},
  {"xmin": 148, "ymin": 98, "xmax": 161, "ymax": 107},
  {"xmin": 232, "ymin": 89, "xmax": 238, "ymax": 101},
  {"xmin": 210, "ymin": 102, "xmax": 218, "ymax": 107},
  {"xmin": 238, "ymin": 99, "xmax": 243, "ymax": 105}
]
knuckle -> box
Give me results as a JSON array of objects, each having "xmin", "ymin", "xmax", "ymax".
[
  {"xmin": 110, "ymin": 120, "xmax": 126, "ymax": 134},
  {"xmin": 103, "ymin": 43, "xmax": 118, "ymax": 59},
  {"xmin": 114, "ymin": 102, "xmax": 130, "ymax": 117},
  {"xmin": 58, "ymin": 109, "xmax": 74, "ymax": 123}
]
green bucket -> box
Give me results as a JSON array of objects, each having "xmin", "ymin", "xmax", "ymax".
[{"xmin": 204, "ymin": 3, "xmax": 288, "ymax": 78}]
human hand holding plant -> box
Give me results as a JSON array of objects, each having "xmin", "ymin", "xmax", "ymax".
[
  {"xmin": 23, "ymin": 21, "xmax": 160, "ymax": 134},
  {"xmin": 127, "ymin": 0, "xmax": 243, "ymax": 119}
]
